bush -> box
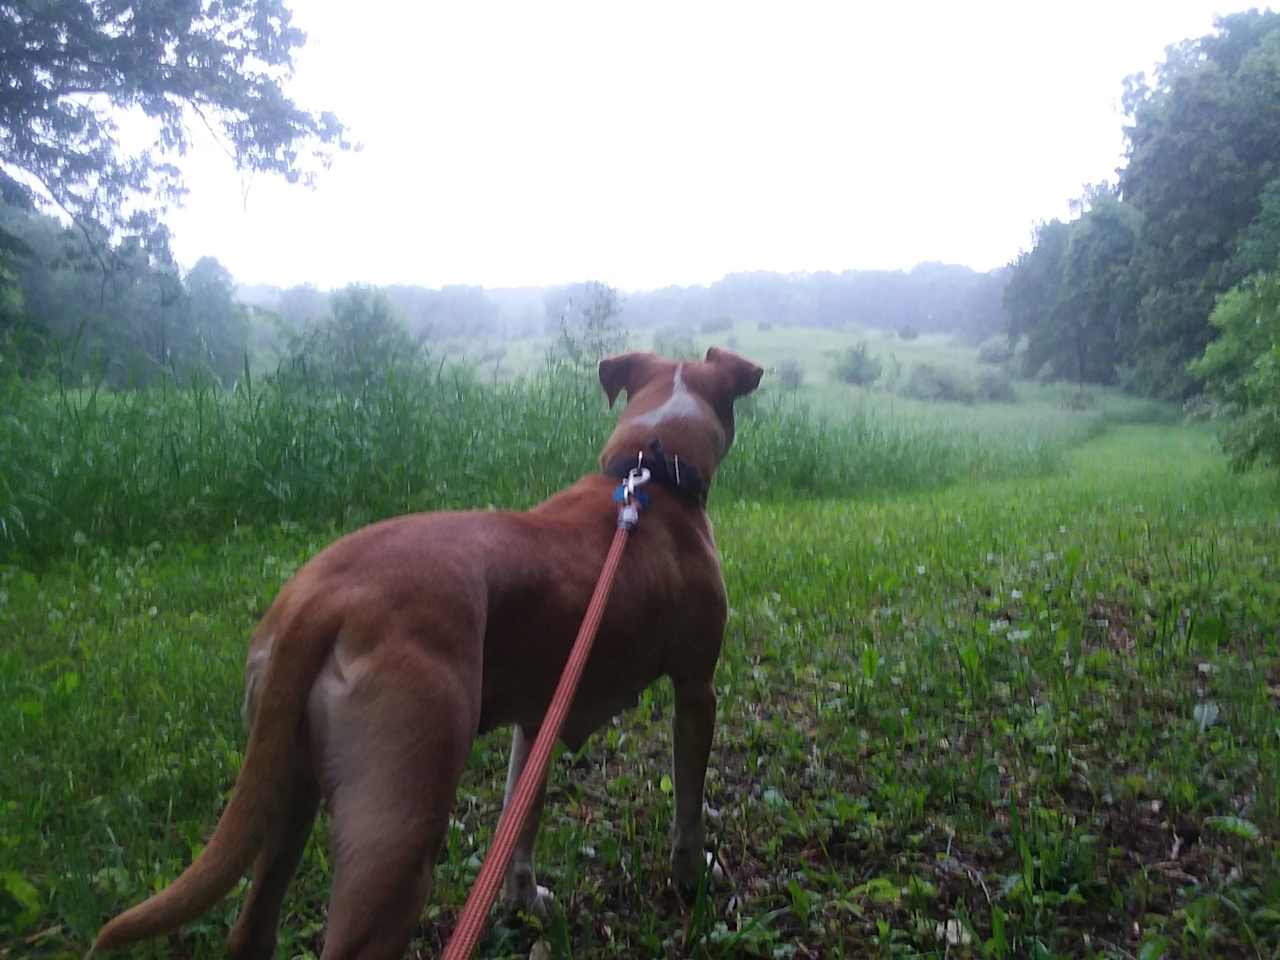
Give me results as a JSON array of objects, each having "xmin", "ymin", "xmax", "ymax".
[
  {"xmin": 776, "ymin": 359, "xmax": 804, "ymax": 390},
  {"xmin": 281, "ymin": 285, "xmax": 420, "ymax": 391},
  {"xmin": 897, "ymin": 324, "xmax": 920, "ymax": 341},
  {"xmin": 758, "ymin": 321, "xmax": 773, "ymax": 332},
  {"xmin": 833, "ymin": 341, "xmax": 882, "ymax": 386},
  {"xmin": 1188, "ymin": 269, "xmax": 1280, "ymax": 471},
  {"xmin": 901, "ymin": 363, "xmax": 975, "ymax": 404},
  {"xmin": 1059, "ymin": 390, "xmax": 1096, "ymax": 411},
  {"xmin": 701, "ymin": 316, "xmax": 734, "ymax": 334},
  {"xmin": 549, "ymin": 281, "xmax": 626, "ymax": 372},
  {"xmin": 652, "ymin": 326, "xmax": 697, "ymax": 359},
  {"xmin": 976, "ymin": 370, "xmax": 1017, "ymax": 403},
  {"xmin": 977, "ymin": 338, "xmax": 1014, "ymax": 366}
]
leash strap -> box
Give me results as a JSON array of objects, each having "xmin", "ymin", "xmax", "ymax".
[{"xmin": 441, "ymin": 487, "xmax": 643, "ymax": 959}]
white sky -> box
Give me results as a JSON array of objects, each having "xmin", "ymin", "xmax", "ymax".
[{"xmin": 163, "ymin": 0, "xmax": 1242, "ymax": 292}]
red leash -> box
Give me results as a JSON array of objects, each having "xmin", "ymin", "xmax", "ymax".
[{"xmin": 441, "ymin": 469, "xmax": 648, "ymax": 960}]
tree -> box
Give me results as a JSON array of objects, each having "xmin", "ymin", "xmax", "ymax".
[
  {"xmin": 1058, "ymin": 188, "xmax": 1142, "ymax": 384},
  {"xmin": 282, "ymin": 285, "xmax": 419, "ymax": 390},
  {"xmin": 546, "ymin": 282, "xmax": 625, "ymax": 370},
  {"xmin": 1234, "ymin": 178, "xmax": 1280, "ymax": 276},
  {"xmin": 1004, "ymin": 218, "xmax": 1070, "ymax": 378},
  {"xmin": 833, "ymin": 341, "xmax": 881, "ymax": 386},
  {"xmin": 184, "ymin": 256, "xmax": 249, "ymax": 382},
  {"xmin": 0, "ymin": 0, "xmax": 345, "ymax": 260},
  {"xmin": 1119, "ymin": 10, "xmax": 1280, "ymax": 396},
  {"xmin": 1188, "ymin": 268, "xmax": 1280, "ymax": 471}
]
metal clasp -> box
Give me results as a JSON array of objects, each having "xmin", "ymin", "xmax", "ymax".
[
  {"xmin": 623, "ymin": 465, "xmax": 650, "ymax": 502},
  {"xmin": 618, "ymin": 453, "xmax": 651, "ymax": 530}
]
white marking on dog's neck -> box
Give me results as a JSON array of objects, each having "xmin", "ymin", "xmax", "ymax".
[{"xmin": 628, "ymin": 364, "xmax": 725, "ymax": 447}]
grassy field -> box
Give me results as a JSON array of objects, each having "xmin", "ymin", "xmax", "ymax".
[
  {"xmin": 496, "ymin": 323, "xmax": 1170, "ymax": 444},
  {"xmin": 2, "ymin": 348, "xmax": 1279, "ymax": 958}
]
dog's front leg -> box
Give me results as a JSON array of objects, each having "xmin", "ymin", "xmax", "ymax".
[
  {"xmin": 500, "ymin": 724, "xmax": 553, "ymax": 915},
  {"xmin": 670, "ymin": 678, "xmax": 717, "ymax": 891}
]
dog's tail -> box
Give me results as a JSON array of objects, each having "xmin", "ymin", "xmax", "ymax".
[{"xmin": 94, "ymin": 606, "xmax": 335, "ymax": 953}]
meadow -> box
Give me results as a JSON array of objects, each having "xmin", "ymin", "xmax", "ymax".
[{"xmin": 2, "ymin": 329, "xmax": 1278, "ymax": 958}]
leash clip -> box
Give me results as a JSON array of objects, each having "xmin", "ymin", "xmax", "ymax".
[
  {"xmin": 624, "ymin": 465, "xmax": 651, "ymax": 502},
  {"xmin": 616, "ymin": 459, "xmax": 650, "ymax": 530}
]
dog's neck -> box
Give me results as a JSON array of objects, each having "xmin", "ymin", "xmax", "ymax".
[
  {"xmin": 597, "ymin": 364, "xmax": 729, "ymax": 499},
  {"xmin": 601, "ymin": 440, "xmax": 709, "ymax": 504}
]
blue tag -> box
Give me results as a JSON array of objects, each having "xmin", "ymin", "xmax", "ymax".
[{"xmin": 612, "ymin": 484, "xmax": 649, "ymax": 507}]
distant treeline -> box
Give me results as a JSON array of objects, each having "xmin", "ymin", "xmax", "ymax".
[
  {"xmin": 1005, "ymin": 9, "xmax": 1280, "ymax": 402},
  {"xmin": 0, "ymin": 197, "xmax": 253, "ymax": 385},
  {"xmin": 0, "ymin": 185, "xmax": 1009, "ymax": 386},
  {"xmin": 240, "ymin": 262, "xmax": 1009, "ymax": 345}
]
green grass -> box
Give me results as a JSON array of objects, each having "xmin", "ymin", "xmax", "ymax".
[
  {"xmin": 3, "ymin": 363, "xmax": 1279, "ymax": 957},
  {"xmin": 519, "ymin": 323, "xmax": 1171, "ymax": 448},
  {"xmin": 0, "ymin": 357, "xmax": 1074, "ymax": 568}
]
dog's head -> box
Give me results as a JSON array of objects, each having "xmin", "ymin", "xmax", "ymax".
[{"xmin": 597, "ymin": 346, "xmax": 764, "ymax": 485}]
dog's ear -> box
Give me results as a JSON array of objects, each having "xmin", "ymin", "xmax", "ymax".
[
  {"xmin": 598, "ymin": 352, "xmax": 656, "ymax": 408},
  {"xmin": 705, "ymin": 346, "xmax": 764, "ymax": 398}
]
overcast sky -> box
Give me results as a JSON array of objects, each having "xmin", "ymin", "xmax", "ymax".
[{"xmin": 164, "ymin": 0, "xmax": 1241, "ymax": 292}]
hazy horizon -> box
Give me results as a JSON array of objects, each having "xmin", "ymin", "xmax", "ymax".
[{"xmin": 158, "ymin": 1, "xmax": 1239, "ymax": 291}]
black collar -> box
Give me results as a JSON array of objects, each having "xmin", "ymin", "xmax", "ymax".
[{"xmin": 604, "ymin": 440, "xmax": 708, "ymax": 505}]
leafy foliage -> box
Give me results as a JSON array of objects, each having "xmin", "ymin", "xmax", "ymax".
[
  {"xmin": 901, "ymin": 363, "xmax": 975, "ymax": 404},
  {"xmin": 546, "ymin": 281, "xmax": 626, "ymax": 371},
  {"xmin": 1118, "ymin": 11, "xmax": 1280, "ymax": 395},
  {"xmin": 833, "ymin": 340, "xmax": 882, "ymax": 386},
  {"xmin": 975, "ymin": 369, "xmax": 1016, "ymax": 403},
  {"xmin": 1005, "ymin": 10, "xmax": 1280, "ymax": 399},
  {"xmin": 280, "ymin": 285, "xmax": 419, "ymax": 390},
  {"xmin": 0, "ymin": 201, "xmax": 251, "ymax": 383},
  {"xmin": 1005, "ymin": 187, "xmax": 1142, "ymax": 386},
  {"xmin": 1189, "ymin": 268, "xmax": 1280, "ymax": 470},
  {"xmin": 0, "ymin": 0, "xmax": 345, "ymax": 257},
  {"xmin": 976, "ymin": 337, "xmax": 1014, "ymax": 366},
  {"xmin": 651, "ymin": 325, "xmax": 698, "ymax": 360},
  {"xmin": 775, "ymin": 358, "xmax": 804, "ymax": 390}
]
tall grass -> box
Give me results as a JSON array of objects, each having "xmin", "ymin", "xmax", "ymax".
[
  {"xmin": 722, "ymin": 392, "xmax": 1061, "ymax": 498},
  {"xmin": 2, "ymin": 359, "xmax": 1063, "ymax": 566}
]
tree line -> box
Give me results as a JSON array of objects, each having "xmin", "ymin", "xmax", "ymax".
[
  {"xmin": 1004, "ymin": 10, "xmax": 1280, "ymax": 411},
  {"xmin": 239, "ymin": 263, "xmax": 1009, "ymax": 346}
]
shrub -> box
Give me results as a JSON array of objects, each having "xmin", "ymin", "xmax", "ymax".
[
  {"xmin": 897, "ymin": 324, "xmax": 920, "ymax": 341},
  {"xmin": 548, "ymin": 281, "xmax": 626, "ymax": 372},
  {"xmin": 833, "ymin": 341, "xmax": 882, "ymax": 386},
  {"xmin": 776, "ymin": 359, "xmax": 804, "ymax": 389},
  {"xmin": 280, "ymin": 285, "xmax": 420, "ymax": 391},
  {"xmin": 977, "ymin": 338, "xmax": 1014, "ymax": 366},
  {"xmin": 759, "ymin": 321, "xmax": 773, "ymax": 332},
  {"xmin": 652, "ymin": 326, "xmax": 697, "ymax": 359},
  {"xmin": 901, "ymin": 363, "xmax": 975, "ymax": 404},
  {"xmin": 701, "ymin": 316, "xmax": 734, "ymax": 334},
  {"xmin": 1059, "ymin": 390, "xmax": 1096, "ymax": 411},
  {"xmin": 1188, "ymin": 269, "xmax": 1280, "ymax": 471},
  {"xmin": 975, "ymin": 369, "xmax": 1016, "ymax": 403}
]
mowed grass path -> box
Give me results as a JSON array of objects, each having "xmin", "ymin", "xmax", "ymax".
[{"xmin": 2, "ymin": 425, "xmax": 1278, "ymax": 957}]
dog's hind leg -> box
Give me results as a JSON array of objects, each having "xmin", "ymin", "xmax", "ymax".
[
  {"xmin": 499, "ymin": 724, "xmax": 552, "ymax": 914},
  {"xmin": 316, "ymin": 645, "xmax": 479, "ymax": 960},
  {"xmin": 226, "ymin": 770, "xmax": 320, "ymax": 960}
]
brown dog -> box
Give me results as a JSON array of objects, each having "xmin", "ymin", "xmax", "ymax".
[{"xmin": 94, "ymin": 347, "xmax": 763, "ymax": 960}]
